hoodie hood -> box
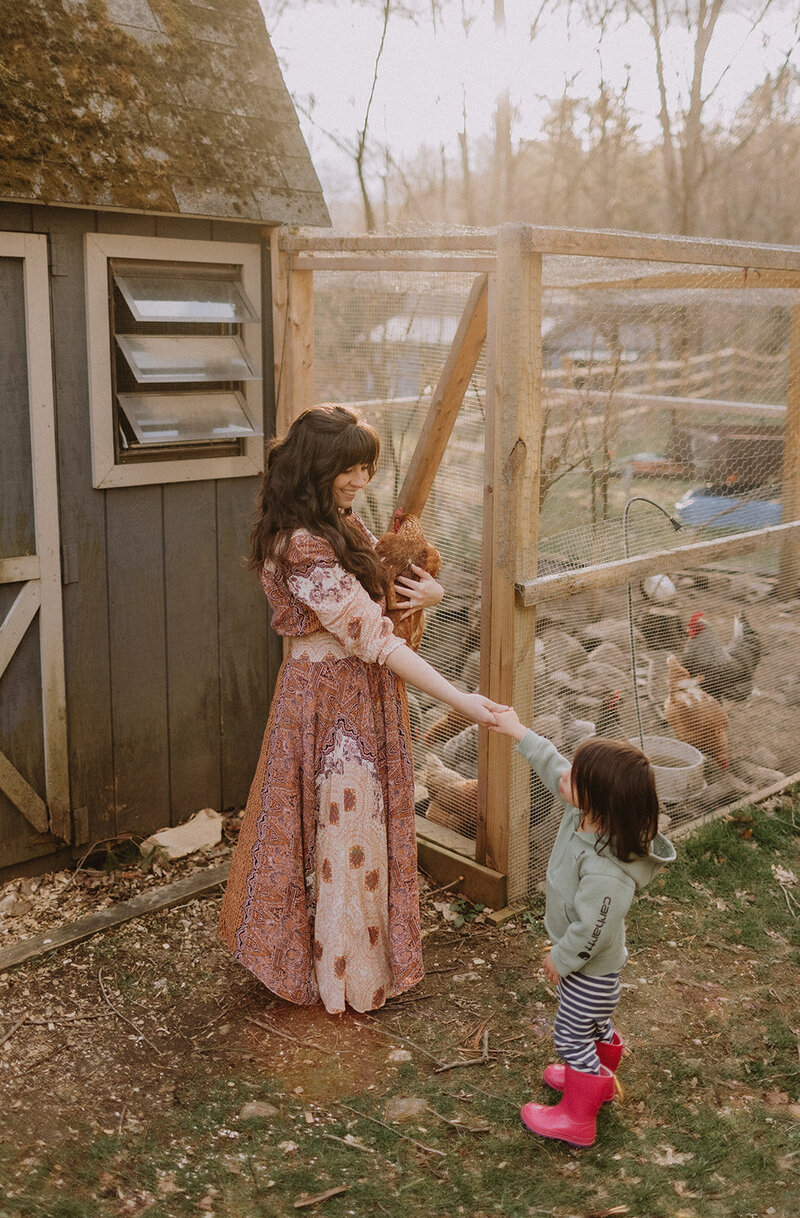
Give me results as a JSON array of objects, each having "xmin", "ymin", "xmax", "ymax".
[{"xmin": 612, "ymin": 829, "xmax": 677, "ymax": 889}]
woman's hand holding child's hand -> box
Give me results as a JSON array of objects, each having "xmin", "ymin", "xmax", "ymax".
[
  {"xmin": 542, "ymin": 953, "xmax": 560, "ymax": 985},
  {"xmin": 458, "ymin": 693, "xmax": 509, "ymax": 728},
  {"xmin": 395, "ymin": 565, "xmax": 444, "ymax": 619},
  {"xmin": 491, "ymin": 706, "xmax": 528, "ymax": 742}
]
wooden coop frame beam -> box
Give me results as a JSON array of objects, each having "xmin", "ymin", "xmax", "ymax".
[
  {"xmin": 558, "ymin": 267, "xmax": 800, "ymax": 292},
  {"xmin": 550, "ymin": 387, "xmax": 784, "ymax": 419},
  {"xmin": 282, "ymin": 225, "xmax": 800, "ymax": 274},
  {"xmin": 394, "ymin": 274, "xmax": 489, "ymax": 517},
  {"xmin": 290, "ymin": 255, "xmax": 496, "ymax": 274},
  {"xmin": 477, "ymin": 227, "xmax": 543, "ymax": 902},
  {"xmin": 779, "ymin": 306, "xmax": 800, "ymax": 598},
  {"xmin": 517, "ymin": 519, "xmax": 800, "ymax": 606},
  {"xmin": 270, "ymin": 231, "xmax": 315, "ymax": 436}
]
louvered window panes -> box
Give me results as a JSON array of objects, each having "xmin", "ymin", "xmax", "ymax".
[
  {"xmin": 110, "ymin": 258, "xmax": 262, "ymax": 460},
  {"xmin": 114, "ymin": 271, "xmax": 259, "ymax": 324},
  {"xmin": 117, "ymin": 391, "xmax": 258, "ymax": 445},
  {"xmin": 116, "ymin": 334, "xmax": 260, "ymax": 383}
]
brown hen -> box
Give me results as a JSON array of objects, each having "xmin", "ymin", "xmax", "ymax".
[
  {"xmin": 375, "ymin": 512, "xmax": 442, "ymax": 651},
  {"xmin": 664, "ymin": 654, "xmax": 729, "ymax": 769}
]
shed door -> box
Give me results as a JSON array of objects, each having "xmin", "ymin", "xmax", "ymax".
[{"xmin": 0, "ymin": 232, "xmax": 69, "ymax": 854}]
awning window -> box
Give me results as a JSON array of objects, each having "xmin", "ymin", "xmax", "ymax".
[{"xmin": 116, "ymin": 391, "xmax": 258, "ymax": 445}]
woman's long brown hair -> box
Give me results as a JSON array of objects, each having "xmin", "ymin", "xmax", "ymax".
[
  {"xmin": 570, "ymin": 737, "xmax": 660, "ymax": 862},
  {"xmin": 249, "ymin": 405, "xmax": 389, "ymax": 601}
]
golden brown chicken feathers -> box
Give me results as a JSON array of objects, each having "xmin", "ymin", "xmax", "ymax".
[
  {"xmin": 375, "ymin": 513, "xmax": 442, "ymax": 651},
  {"xmin": 664, "ymin": 654, "xmax": 729, "ymax": 769}
]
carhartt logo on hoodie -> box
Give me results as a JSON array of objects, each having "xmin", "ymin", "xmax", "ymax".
[{"xmin": 577, "ymin": 895, "xmax": 612, "ymax": 960}]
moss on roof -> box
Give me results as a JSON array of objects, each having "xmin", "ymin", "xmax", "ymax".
[{"xmin": 0, "ymin": 0, "xmax": 330, "ymax": 225}]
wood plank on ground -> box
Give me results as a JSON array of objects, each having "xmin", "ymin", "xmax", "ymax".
[{"xmin": 0, "ymin": 862, "xmax": 232, "ymax": 971}]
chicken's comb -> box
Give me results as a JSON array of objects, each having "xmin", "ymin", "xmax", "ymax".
[{"xmin": 391, "ymin": 507, "xmax": 404, "ymax": 534}]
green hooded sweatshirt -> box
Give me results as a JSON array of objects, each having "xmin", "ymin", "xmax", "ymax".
[{"xmin": 517, "ymin": 728, "xmax": 676, "ymax": 978}]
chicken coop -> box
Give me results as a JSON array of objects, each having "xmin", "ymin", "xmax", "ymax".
[{"xmin": 275, "ymin": 223, "xmax": 800, "ymax": 907}]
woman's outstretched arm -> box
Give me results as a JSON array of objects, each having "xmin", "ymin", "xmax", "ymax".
[{"xmin": 384, "ymin": 643, "xmax": 505, "ymax": 727}]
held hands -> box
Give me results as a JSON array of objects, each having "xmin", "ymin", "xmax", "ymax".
[
  {"xmin": 490, "ymin": 706, "xmax": 528, "ymax": 741},
  {"xmin": 394, "ymin": 565, "xmax": 444, "ymax": 620},
  {"xmin": 458, "ymin": 692, "xmax": 510, "ymax": 729}
]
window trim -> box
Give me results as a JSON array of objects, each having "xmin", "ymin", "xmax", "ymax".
[{"xmin": 85, "ymin": 233, "xmax": 264, "ymax": 488}]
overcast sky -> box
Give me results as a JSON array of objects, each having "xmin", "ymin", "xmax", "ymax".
[{"xmin": 261, "ymin": 1, "xmax": 800, "ymax": 212}]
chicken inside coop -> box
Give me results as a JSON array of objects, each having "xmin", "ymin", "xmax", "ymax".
[
  {"xmin": 664, "ymin": 654, "xmax": 730, "ymax": 770},
  {"xmin": 681, "ymin": 610, "xmax": 761, "ymax": 703}
]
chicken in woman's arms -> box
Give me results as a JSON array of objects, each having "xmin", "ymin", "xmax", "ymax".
[{"xmin": 375, "ymin": 512, "xmax": 442, "ymax": 651}]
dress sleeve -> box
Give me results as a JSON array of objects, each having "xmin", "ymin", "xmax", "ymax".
[{"xmin": 286, "ymin": 531, "xmax": 405, "ymax": 666}]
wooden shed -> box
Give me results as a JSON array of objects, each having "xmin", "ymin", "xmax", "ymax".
[{"xmin": 0, "ymin": 0, "xmax": 330, "ymax": 878}]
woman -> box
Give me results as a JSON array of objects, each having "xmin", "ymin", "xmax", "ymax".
[{"xmin": 219, "ymin": 405, "xmax": 502, "ymax": 1014}]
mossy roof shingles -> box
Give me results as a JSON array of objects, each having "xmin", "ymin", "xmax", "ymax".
[{"xmin": 0, "ymin": 0, "xmax": 330, "ymax": 225}]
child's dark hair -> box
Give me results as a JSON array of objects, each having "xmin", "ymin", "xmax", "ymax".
[
  {"xmin": 249, "ymin": 404, "xmax": 389, "ymax": 601},
  {"xmin": 570, "ymin": 737, "xmax": 659, "ymax": 862}
]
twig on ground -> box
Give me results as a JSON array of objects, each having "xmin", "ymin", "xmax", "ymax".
[
  {"xmin": 0, "ymin": 1013, "xmax": 27, "ymax": 1048},
  {"xmin": 246, "ymin": 1016, "xmax": 336, "ymax": 1056},
  {"xmin": 320, "ymin": 1132, "xmax": 374, "ymax": 1153},
  {"xmin": 435, "ymin": 1028, "xmax": 490, "ymax": 1073},
  {"xmin": 97, "ymin": 968, "xmax": 163, "ymax": 1055},
  {"xmin": 336, "ymin": 1101, "xmax": 446, "ymax": 1157},
  {"xmin": 429, "ymin": 1110, "xmax": 490, "ymax": 1134},
  {"xmin": 423, "ymin": 878, "xmax": 464, "ymax": 900},
  {"xmin": 293, "ymin": 1185, "xmax": 348, "ymax": 1209},
  {"xmin": 25, "ymin": 1012, "xmax": 114, "ymax": 1025},
  {"xmin": 354, "ymin": 1015, "xmax": 443, "ymax": 1065},
  {"xmin": 385, "ymin": 993, "xmax": 435, "ymax": 1006}
]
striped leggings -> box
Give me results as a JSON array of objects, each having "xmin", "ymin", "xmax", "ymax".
[{"xmin": 553, "ymin": 970, "xmax": 621, "ymax": 1073}]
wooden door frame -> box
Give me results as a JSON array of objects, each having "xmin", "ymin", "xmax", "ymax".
[{"xmin": 0, "ymin": 231, "xmax": 70, "ymax": 841}]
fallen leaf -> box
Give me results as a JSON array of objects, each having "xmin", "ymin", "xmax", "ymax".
[
  {"xmin": 239, "ymin": 1100, "xmax": 279, "ymax": 1120},
  {"xmin": 278, "ymin": 1140, "xmax": 299, "ymax": 1154},
  {"xmin": 384, "ymin": 1096, "xmax": 428, "ymax": 1122},
  {"xmin": 653, "ymin": 1146, "xmax": 695, "ymax": 1166},
  {"xmin": 763, "ymin": 1090, "xmax": 790, "ymax": 1107}
]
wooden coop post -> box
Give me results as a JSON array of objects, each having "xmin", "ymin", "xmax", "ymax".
[
  {"xmin": 477, "ymin": 226, "xmax": 543, "ymax": 903},
  {"xmin": 779, "ymin": 305, "xmax": 800, "ymax": 599},
  {"xmin": 270, "ymin": 230, "xmax": 315, "ymax": 435}
]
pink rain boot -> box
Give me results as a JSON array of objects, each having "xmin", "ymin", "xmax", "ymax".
[
  {"xmin": 521, "ymin": 1063, "xmax": 612, "ymax": 1147},
  {"xmin": 542, "ymin": 1032, "xmax": 624, "ymax": 1102}
]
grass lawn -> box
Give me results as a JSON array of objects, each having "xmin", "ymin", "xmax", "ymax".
[{"xmin": 1, "ymin": 799, "xmax": 798, "ymax": 1218}]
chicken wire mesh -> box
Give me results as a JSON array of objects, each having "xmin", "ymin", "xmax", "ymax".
[
  {"xmin": 306, "ymin": 243, "xmax": 800, "ymax": 901},
  {"xmin": 312, "ymin": 266, "xmax": 486, "ymax": 849}
]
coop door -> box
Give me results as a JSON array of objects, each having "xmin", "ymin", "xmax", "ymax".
[{"xmin": 0, "ymin": 233, "xmax": 69, "ymax": 860}]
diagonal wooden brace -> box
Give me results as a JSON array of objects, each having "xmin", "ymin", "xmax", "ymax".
[{"xmin": 394, "ymin": 273, "xmax": 488, "ymax": 520}]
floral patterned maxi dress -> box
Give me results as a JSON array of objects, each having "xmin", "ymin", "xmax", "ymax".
[{"xmin": 218, "ymin": 526, "xmax": 424, "ymax": 1014}]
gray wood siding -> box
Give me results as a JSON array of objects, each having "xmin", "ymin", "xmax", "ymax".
[
  {"xmin": 217, "ymin": 476, "xmax": 271, "ymax": 809},
  {"xmin": 164, "ymin": 479, "xmax": 223, "ymax": 818},
  {"xmin": 46, "ymin": 206, "xmax": 116, "ymax": 851},
  {"xmin": 1, "ymin": 205, "xmax": 277, "ymax": 872}
]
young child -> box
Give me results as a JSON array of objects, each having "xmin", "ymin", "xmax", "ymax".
[{"xmin": 492, "ymin": 707, "xmax": 676, "ymax": 1147}]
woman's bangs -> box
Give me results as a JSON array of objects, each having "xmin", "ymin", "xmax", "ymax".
[{"xmin": 341, "ymin": 421, "xmax": 380, "ymax": 476}]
